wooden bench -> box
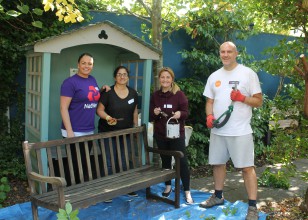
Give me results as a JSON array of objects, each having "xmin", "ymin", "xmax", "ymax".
[{"xmin": 23, "ymin": 125, "xmax": 183, "ymax": 220}]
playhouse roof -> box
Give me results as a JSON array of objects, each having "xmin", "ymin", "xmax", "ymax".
[{"xmin": 30, "ymin": 20, "xmax": 161, "ymax": 60}]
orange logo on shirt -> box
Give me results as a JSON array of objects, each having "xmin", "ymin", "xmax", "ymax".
[{"xmin": 215, "ymin": 80, "xmax": 221, "ymax": 87}]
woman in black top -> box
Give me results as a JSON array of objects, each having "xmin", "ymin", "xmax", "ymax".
[
  {"xmin": 96, "ymin": 66, "xmax": 138, "ymax": 200},
  {"xmin": 97, "ymin": 66, "xmax": 138, "ymax": 132}
]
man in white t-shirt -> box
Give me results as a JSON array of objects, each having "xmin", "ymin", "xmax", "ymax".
[{"xmin": 200, "ymin": 41, "xmax": 263, "ymax": 220}]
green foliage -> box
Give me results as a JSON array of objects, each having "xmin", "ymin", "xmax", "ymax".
[
  {"xmin": 240, "ymin": 0, "xmax": 308, "ymax": 41},
  {"xmin": 0, "ymin": 118, "xmax": 27, "ymax": 180},
  {"xmin": 180, "ymin": 1, "xmax": 255, "ymax": 82},
  {"xmin": 0, "ymin": 177, "xmax": 11, "ymax": 208},
  {"xmin": 222, "ymin": 205, "xmax": 238, "ymax": 216},
  {"xmin": 259, "ymin": 39, "xmax": 305, "ymax": 97},
  {"xmin": 257, "ymin": 80, "xmax": 308, "ymax": 189},
  {"xmin": 0, "ymin": 0, "xmax": 85, "ymax": 28},
  {"xmin": 266, "ymin": 82, "xmax": 308, "ymax": 164},
  {"xmin": 57, "ymin": 202, "xmax": 79, "ymax": 220},
  {"xmin": 258, "ymin": 167, "xmax": 291, "ymax": 189},
  {"xmin": 177, "ymin": 78, "xmax": 210, "ymax": 167},
  {"xmin": 299, "ymin": 171, "xmax": 308, "ymax": 181},
  {"xmin": 0, "ymin": 87, "xmax": 26, "ymax": 180},
  {"xmin": 251, "ymin": 94, "xmax": 272, "ymax": 159}
]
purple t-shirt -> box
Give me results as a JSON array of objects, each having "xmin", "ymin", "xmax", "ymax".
[{"xmin": 61, "ymin": 74, "xmax": 100, "ymax": 132}]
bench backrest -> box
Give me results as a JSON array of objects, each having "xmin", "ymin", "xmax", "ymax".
[{"xmin": 23, "ymin": 125, "xmax": 150, "ymax": 194}]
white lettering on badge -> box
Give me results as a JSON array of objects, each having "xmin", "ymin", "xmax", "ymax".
[{"xmin": 164, "ymin": 104, "xmax": 172, "ymax": 108}]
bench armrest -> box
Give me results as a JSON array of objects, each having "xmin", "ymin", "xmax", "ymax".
[
  {"xmin": 28, "ymin": 171, "xmax": 67, "ymax": 187},
  {"xmin": 146, "ymin": 147, "xmax": 184, "ymax": 158}
]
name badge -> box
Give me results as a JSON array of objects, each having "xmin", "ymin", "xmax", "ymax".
[
  {"xmin": 128, "ymin": 99, "xmax": 134, "ymax": 104},
  {"xmin": 164, "ymin": 104, "xmax": 172, "ymax": 108},
  {"xmin": 229, "ymin": 81, "xmax": 239, "ymax": 89}
]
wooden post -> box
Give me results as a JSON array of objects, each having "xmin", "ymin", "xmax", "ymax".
[{"xmin": 294, "ymin": 54, "xmax": 308, "ymax": 118}]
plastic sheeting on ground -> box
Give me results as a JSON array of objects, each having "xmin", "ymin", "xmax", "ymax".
[{"xmin": 0, "ymin": 182, "xmax": 267, "ymax": 220}]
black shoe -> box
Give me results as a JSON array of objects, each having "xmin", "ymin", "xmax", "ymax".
[
  {"xmin": 127, "ymin": 192, "xmax": 138, "ymax": 197},
  {"xmin": 162, "ymin": 189, "xmax": 172, "ymax": 198},
  {"xmin": 185, "ymin": 197, "xmax": 194, "ymax": 205}
]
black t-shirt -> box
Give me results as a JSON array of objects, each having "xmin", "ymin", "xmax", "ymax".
[{"xmin": 98, "ymin": 85, "xmax": 138, "ymax": 132}]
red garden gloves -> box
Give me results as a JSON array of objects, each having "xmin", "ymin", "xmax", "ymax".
[
  {"xmin": 230, "ymin": 89, "xmax": 246, "ymax": 102},
  {"xmin": 206, "ymin": 114, "xmax": 216, "ymax": 128}
]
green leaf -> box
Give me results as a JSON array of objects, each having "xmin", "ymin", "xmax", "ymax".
[
  {"xmin": 65, "ymin": 202, "xmax": 72, "ymax": 214},
  {"xmin": 32, "ymin": 21, "xmax": 43, "ymax": 28},
  {"xmin": 6, "ymin": 10, "xmax": 21, "ymax": 17},
  {"xmin": 70, "ymin": 209, "xmax": 79, "ymax": 219},
  {"xmin": 58, "ymin": 209, "xmax": 67, "ymax": 215},
  {"xmin": 56, "ymin": 214, "xmax": 67, "ymax": 220},
  {"xmin": 0, "ymin": 5, "xmax": 4, "ymax": 12},
  {"xmin": 17, "ymin": 5, "xmax": 29, "ymax": 14},
  {"xmin": 33, "ymin": 8, "xmax": 43, "ymax": 16}
]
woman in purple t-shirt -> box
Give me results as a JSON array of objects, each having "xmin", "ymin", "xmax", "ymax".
[
  {"xmin": 58, "ymin": 53, "xmax": 101, "ymax": 185},
  {"xmin": 149, "ymin": 67, "xmax": 194, "ymax": 204},
  {"xmin": 60, "ymin": 53, "xmax": 100, "ymax": 137}
]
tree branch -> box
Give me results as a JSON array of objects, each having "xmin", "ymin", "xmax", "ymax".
[
  {"xmin": 300, "ymin": 54, "xmax": 308, "ymax": 74},
  {"xmin": 136, "ymin": 0, "xmax": 152, "ymax": 17}
]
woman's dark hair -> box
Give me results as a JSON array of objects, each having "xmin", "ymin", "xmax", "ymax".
[
  {"xmin": 113, "ymin": 65, "xmax": 130, "ymax": 78},
  {"xmin": 78, "ymin": 53, "xmax": 93, "ymax": 63}
]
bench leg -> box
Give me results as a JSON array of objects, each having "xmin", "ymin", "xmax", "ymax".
[
  {"xmin": 174, "ymin": 178, "xmax": 180, "ymax": 208},
  {"xmin": 31, "ymin": 202, "xmax": 39, "ymax": 220},
  {"xmin": 146, "ymin": 187, "xmax": 151, "ymax": 199}
]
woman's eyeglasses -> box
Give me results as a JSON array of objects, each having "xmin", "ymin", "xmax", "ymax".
[{"xmin": 116, "ymin": 73, "xmax": 128, "ymax": 78}]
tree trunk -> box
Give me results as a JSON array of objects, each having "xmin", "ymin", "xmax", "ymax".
[
  {"xmin": 151, "ymin": 0, "xmax": 163, "ymax": 166},
  {"xmin": 151, "ymin": 0, "xmax": 163, "ymax": 91},
  {"xmin": 300, "ymin": 55, "xmax": 308, "ymax": 118},
  {"xmin": 295, "ymin": 54, "xmax": 308, "ymax": 118}
]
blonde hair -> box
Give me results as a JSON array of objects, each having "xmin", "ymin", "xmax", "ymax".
[{"xmin": 158, "ymin": 67, "xmax": 180, "ymax": 94}]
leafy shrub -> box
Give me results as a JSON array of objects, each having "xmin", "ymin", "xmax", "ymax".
[
  {"xmin": 0, "ymin": 177, "xmax": 11, "ymax": 208},
  {"xmin": 177, "ymin": 78, "xmax": 210, "ymax": 167},
  {"xmin": 258, "ymin": 167, "xmax": 291, "ymax": 189},
  {"xmin": 0, "ymin": 115, "xmax": 26, "ymax": 180},
  {"xmin": 251, "ymin": 94, "xmax": 272, "ymax": 159}
]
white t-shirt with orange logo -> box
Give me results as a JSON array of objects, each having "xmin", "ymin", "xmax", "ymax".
[{"xmin": 203, "ymin": 64, "xmax": 262, "ymax": 136}]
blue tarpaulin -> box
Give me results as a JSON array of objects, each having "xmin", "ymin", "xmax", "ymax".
[{"xmin": 0, "ymin": 183, "xmax": 267, "ymax": 220}]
